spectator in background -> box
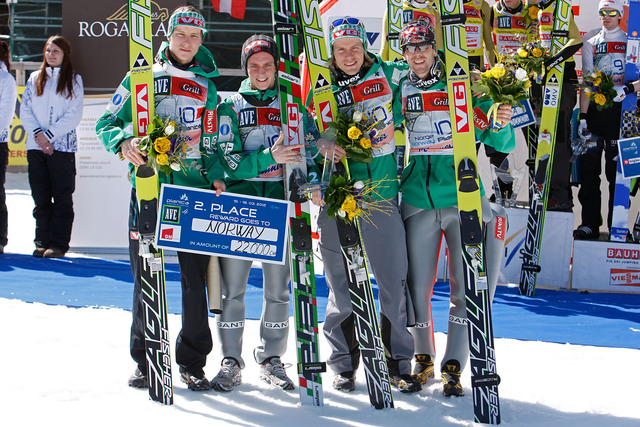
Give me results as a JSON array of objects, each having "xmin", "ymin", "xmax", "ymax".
[
  {"xmin": 0, "ymin": 40, "xmax": 18, "ymax": 255},
  {"xmin": 20, "ymin": 35, "xmax": 83, "ymax": 258}
]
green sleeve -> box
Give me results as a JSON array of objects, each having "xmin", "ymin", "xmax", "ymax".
[
  {"xmin": 474, "ymin": 97, "xmax": 516, "ymax": 153},
  {"xmin": 381, "ymin": 60, "xmax": 409, "ymax": 124},
  {"xmin": 215, "ymin": 98, "xmax": 276, "ymax": 181}
]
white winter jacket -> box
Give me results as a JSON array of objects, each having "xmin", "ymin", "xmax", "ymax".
[
  {"xmin": 20, "ymin": 66, "xmax": 83, "ymax": 152},
  {"xmin": 0, "ymin": 62, "xmax": 17, "ymax": 144}
]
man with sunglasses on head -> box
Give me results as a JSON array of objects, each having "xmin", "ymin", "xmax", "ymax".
[
  {"xmin": 311, "ymin": 16, "xmax": 421, "ymax": 394},
  {"xmin": 396, "ymin": 18, "xmax": 515, "ymax": 396},
  {"xmin": 574, "ymin": 0, "xmax": 640, "ymax": 240}
]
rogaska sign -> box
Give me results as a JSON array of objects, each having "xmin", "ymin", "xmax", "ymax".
[{"xmin": 62, "ymin": 0, "xmax": 181, "ymax": 91}]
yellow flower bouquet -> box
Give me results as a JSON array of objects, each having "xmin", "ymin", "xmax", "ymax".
[
  {"xmin": 582, "ymin": 71, "xmax": 617, "ymax": 111},
  {"xmin": 325, "ymin": 109, "xmax": 384, "ymax": 163},
  {"xmin": 135, "ymin": 115, "xmax": 192, "ymax": 175},
  {"xmin": 470, "ymin": 60, "xmax": 531, "ymax": 131},
  {"xmin": 514, "ymin": 40, "xmax": 549, "ymax": 83},
  {"xmin": 523, "ymin": 2, "xmax": 541, "ymax": 42},
  {"xmin": 323, "ymin": 170, "xmax": 392, "ymax": 225}
]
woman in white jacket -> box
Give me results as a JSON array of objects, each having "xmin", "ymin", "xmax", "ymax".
[
  {"xmin": 0, "ymin": 40, "xmax": 17, "ymax": 254},
  {"xmin": 20, "ymin": 35, "xmax": 83, "ymax": 258}
]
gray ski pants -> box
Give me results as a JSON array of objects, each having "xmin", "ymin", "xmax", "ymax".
[
  {"xmin": 402, "ymin": 198, "xmax": 506, "ymax": 372},
  {"xmin": 216, "ymin": 256, "xmax": 291, "ymax": 368},
  {"xmin": 318, "ymin": 198, "xmax": 415, "ymax": 376}
]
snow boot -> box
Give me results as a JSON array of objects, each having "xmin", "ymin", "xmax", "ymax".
[
  {"xmin": 211, "ymin": 357, "xmax": 242, "ymax": 392},
  {"xmin": 179, "ymin": 368, "xmax": 210, "ymax": 391},
  {"xmin": 259, "ymin": 356, "xmax": 295, "ymax": 390},
  {"xmin": 390, "ymin": 373, "xmax": 422, "ymax": 393},
  {"xmin": 412, "ymin": 354, "xmax": 435, "ymax": 384},
  {"xmin": 332, "ymin": 371, "xmax": 356, "ymax": 392},
  {"xmin": 442, "ymin": 359, "xmax": 464, "ymax": 397},
  {"xmin": 128, "ymin": 367, "xmax": 148, "ymax": 389}
]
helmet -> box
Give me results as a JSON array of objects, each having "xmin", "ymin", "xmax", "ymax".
[{"xmin": 400, "ymin": 18, "xmax": 436, "ymax": 49}]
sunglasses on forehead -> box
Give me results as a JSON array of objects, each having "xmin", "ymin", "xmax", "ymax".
[
  {"xmin": 598, "ymin": 9, "xmax": 620, "ymax": 17},
  {"xmin": 404, "ymin": 43, "xmax": 431, "ymax": 53},
  {"xmin": 331, "ymin": 17, "xmax": 363, "ymax": 28}
]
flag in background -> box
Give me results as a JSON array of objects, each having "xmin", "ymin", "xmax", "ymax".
[{"xmin": 211, "ymin": 0, "xmax": 246, "ymax": 20}]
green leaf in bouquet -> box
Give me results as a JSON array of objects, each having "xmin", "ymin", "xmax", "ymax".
[
  {"xmin": 321, "ymin": 127, "xmax": 338, "ymax": 142},
  {"xmin": 471, "ymin": 82, "xmax": 490, "ymax": 94}
]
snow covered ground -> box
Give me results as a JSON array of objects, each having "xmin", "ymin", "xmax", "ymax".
[
  {"xmin": 2, "ymin": 172, "xmax": 640, "ymax": 426},
  {"xmin": 0, "ymin": 298, "xmax": 639, "ymax": 426}
]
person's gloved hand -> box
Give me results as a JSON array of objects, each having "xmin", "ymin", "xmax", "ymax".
[
  {"xmin": 578, "ymin": 119, "xmax": 589, "ymax": 137},
  {"xmin": 614, "ymin": 85, "xmax": 629, "ymax": 102}
]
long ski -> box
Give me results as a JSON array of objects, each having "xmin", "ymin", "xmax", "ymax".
[
  {"xmin": 129, "ymin": 0, "xmax": 173, "ymax": 404},
  {"xmin": 297, "ymin": 0, "xmax": 394, "ymax": 410},
  {"xmin": 611, "ymin": 0, "xmax": 640, "ymax": 242},
  {"xmin": 439, "ymin": 0, "xmax": 500, "ymax": 423},
  {"xmin": 386, "ymin": 0, "xmax": 407, "ymax": 176},
  {"xmin": 271, "ymin": 0, "xmax": 325, "ymax": 406},
  {"xmin": 519, "ymin": 0, "xmax": 572, "ymax": 296}
]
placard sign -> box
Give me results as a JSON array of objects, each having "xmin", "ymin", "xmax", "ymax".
[
  {"xmin": 510, "ymin": 99, "xmax": 536, "ymax": 130},
  {"xmin": 618, "ymin": 136, "xmax": 640, "ymax": 179},
  {"xmin": 155, "ymin": 184, "xmax": 290, "ymax": 264}
]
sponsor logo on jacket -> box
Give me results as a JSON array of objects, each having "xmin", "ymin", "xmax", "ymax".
[{"xmin": 204, "ymin": 109, "xmax": 216, "ymax": 134}]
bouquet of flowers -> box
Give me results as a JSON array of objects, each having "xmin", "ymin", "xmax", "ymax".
[
  {"xmin": 325, "ymin": 109, "xmax": 385, "ymax": 163},
  {"xmin": 524, "ymin": 1, "xmax": 541, "ymax": 41},
  {"xmin": 135, "ymin": 115, "xmax": 192, "ymax": 175},
  {"xmin": 514, "ymin": 40, "xmax": 548, "ymax": 83},
  {"xmin": 323, "ymin": 172, "xmax": 392, "ymax": 225},
  {"xmin": 582, "ymin": 71, "xmax": 617, "ymax": 111},
  {"xmin": 471, "ymin": 60, "xmax": 531, "ymax": 131}
]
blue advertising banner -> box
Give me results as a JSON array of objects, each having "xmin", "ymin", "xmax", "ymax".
[
  {"xmin": 618, "ymin": 137, "xmax": 640, "ymax": 179},
  {"xmin": 511, "ymin": 99, "xmax": 536, "ymax": 130},
  {"xmin": 155, "ymin": 184, "xmax": 290, "ymax": 264}
]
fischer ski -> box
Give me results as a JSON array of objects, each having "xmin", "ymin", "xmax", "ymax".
[
  {"xmin": 610, "ymin": 0, "xmax": 640, "ymax": 242},
  {"xmin": 129, "ymin": 0, "xmax": 173, "ymax": 404},
  {"xmin": 297, "ymin": 0, "xmax": 394, "ymax": 410},
  {"xmin": 439, "ymin": 0, "xmax": 500, "ymax": 423},
  {"xmin": 271, "ymin": 0, "xmax": 325, "ymax": 406},
  {"xmin": 519, "ymin": 0, "xmax": 572, "ymax": 296}
]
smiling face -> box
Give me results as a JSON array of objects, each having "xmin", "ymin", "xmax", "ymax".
[
  {"xmin": 247, "ymin": 51, "xmax": 277, "ymax": 91},
  {"xmin": 168, "ymin": 25, "xmax": 203, "ymax": 65},
  {"xmin": 45, "ymin": 42, "xmax": 64, "ymax": 68},
  {"xmin": 332, "ymin": 37, "xmax": 365, "ymax": 75},
  {"xmin": 403, "ymin": 44, "xmax": 438, "ymax": 79}
]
